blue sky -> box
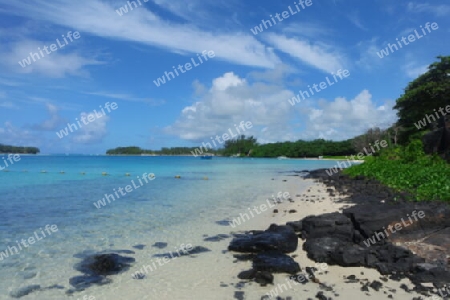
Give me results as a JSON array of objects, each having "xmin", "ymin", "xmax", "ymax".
[{"xmin": 0, "ymin": 0, "xmax": 448, "ymax": 154}]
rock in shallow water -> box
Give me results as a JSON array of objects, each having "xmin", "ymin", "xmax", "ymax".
[
  {"xmin": 10, "ymin": 285, "xmax": 41, "ymax": 298},
  {"xmin": 68, "ymin": 251, "xmax": 135, "ymax": 293},
  {"xmin": 75, "ymin": 253, "xmax": 135, "ymax": 276}
]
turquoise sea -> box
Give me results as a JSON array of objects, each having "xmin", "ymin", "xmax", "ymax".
[{"xmin": 0, "ymin": 156, "xmax": 343, "ymax": 299}]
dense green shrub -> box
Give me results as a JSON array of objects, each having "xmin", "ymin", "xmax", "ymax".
[{"xmin": 344, "ymin": 140, "xmax": 450, "ymax": 201}]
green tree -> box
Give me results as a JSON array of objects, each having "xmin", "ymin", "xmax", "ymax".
[{"xmin": 394, "ymin": 56, "xmax": 450, "ymax": 144}]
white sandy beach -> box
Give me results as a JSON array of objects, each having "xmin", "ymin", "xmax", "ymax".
[{"xmin": 27, "ymin": 174, "xmax": 432, "ymax": 300}]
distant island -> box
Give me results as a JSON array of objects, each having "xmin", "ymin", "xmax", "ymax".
[
  {"xmin": 0, "ymin": 144, "xmax": 40, "ymax": 154},
  {"xmin": 105, "ymin": 134, "xmax": 377, "ymax": 158}
]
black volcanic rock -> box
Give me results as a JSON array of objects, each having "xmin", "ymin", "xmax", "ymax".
[
  {"xmin": 253, "ymin": 251, "xmax": 301, "ymax": 274},
  {"xmin": 300, "ymin": 169, "xmax": 450, "ymax": 291},
  {"xmin": 228, "ymin": 224, "xmax": 298, "ymax": 253}
]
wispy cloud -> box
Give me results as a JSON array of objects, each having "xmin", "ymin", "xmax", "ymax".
[
  {"xmin": 0, "ymin": 101, "xmax": 17, "ymax": 109},
  {"xmin": 347, "ymin": 11, "xmax": 367, "ymax": 31},
  {"xmin": 282, "ymin": 22, "xmax": 334, "ymax": 38},
  {"xmin": 0, "ymin": 38, "xmax": 104, "ymax": 77},
  {"xmin": 265, "ymin": 34, "xmax": 346, "ymax": 73},
  {"xmin": 0, "ymin": 0, "xmax": 279, "ymax": 69},
  {"xmin": 84, "ymin": 92, "xmax": 165, "ymax": 105},
  {"xmin": 31, "ymin": 103, "xmax": 66, "ymax": 131},
  {"xmin": 403, "ymin": 62, "xmax": 428, "ymax": 78},
  {"xmin": 407, "ymin": 2, "xmax": 450, "ymax": 17}
]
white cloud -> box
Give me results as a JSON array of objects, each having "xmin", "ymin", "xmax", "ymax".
[
  {"xmin": 0, "ymin": 0, "xmax": 280, "ymax": 69},
  {"xmin": 282, "ymin": 22, "xmax": 334, "ymax": 38},
  {"xmin": 84, "ymin": 92, "xmax": 165, "ymax": 105},
  {"xmin": 32, "ymin": 103, "xmax": 66, "ymax": 131},
  {"xmin": 265, "ymin": 34, "xmax": 346, "ymax": 73},
  {"xmin": 165, "ymin": 72, "xmax": 295, "ymax": 142},
  {"xmin": 166, "ymin": 73, "xmax": 397, "ymax": 144},
  {"xmin": 407, "ymin": 2, "xmax": 450, "ymax": 17},
  {"xmin": 403, "ymin": 62, "xmax": 428, "ymax": 78},
  {"xmin": 0, "ymin": 39, "xmax": 103, "ymax": 77},
  {"xmin": 0, "ymin": 122, "xmax": 39, "ymax": 146},
  {"xmin": 0, "ymin": 101, "xmax": 17, "ymax": 109},
  {"xmin": 347, "ymin": 11, "xmax": 367, "ymax": 31},
  {"xmin": 72, "ymin": 112, "xmax": 110, "ymax": 144},
  {"xmin": 299, "ymin": 90, "xmax": 397, "ymax": 140}
]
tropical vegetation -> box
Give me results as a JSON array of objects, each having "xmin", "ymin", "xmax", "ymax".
[{"xmin": 0, "ymin": 144, "xmax": 40, "ymax": 154}]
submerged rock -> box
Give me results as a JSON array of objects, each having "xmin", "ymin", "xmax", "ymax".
[
  {"xmin": 75, "ymin": 253, "xmax": 135, "ymax": 276},
  {"xmin": 10, "ymin": 285, "xmax": 41, "ymax": 298},
  {"xmin": 69, "ymin": 251, "xmax": 135, "ymax": 293}
]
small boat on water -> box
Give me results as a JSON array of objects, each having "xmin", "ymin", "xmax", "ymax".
[
  {"xmin": 277, "ymin": 156, "xmax": 289, "ymax": 160},
  {"xmin": 200, "ymin": 154, "xmax": 213, "ymax": 159}
]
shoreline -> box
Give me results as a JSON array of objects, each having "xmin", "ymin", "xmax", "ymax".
[
  {"xmin": 222, "ymin": 169, "xmax": 450, "ymax": 300},
  {"xmin": 9, "ymin": 167, "xmax": 443, "ymax": 299}
]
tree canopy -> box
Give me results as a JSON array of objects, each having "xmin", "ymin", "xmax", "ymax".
[
  {"xmin": 394, "ymin": 55, "xmax": 450, "ymax": 143},
  {"xmin": 0, "ymin": 144, "xmax": 40, "ymax": 154}
]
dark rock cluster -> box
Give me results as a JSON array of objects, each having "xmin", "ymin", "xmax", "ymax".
[
  {"xmin": 301, "ymin": 169, "xmax": 450, "ymax": 296},
  {"xmin": 228, "ymin": 224, "xmax": 302, "ymax": 286}
]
